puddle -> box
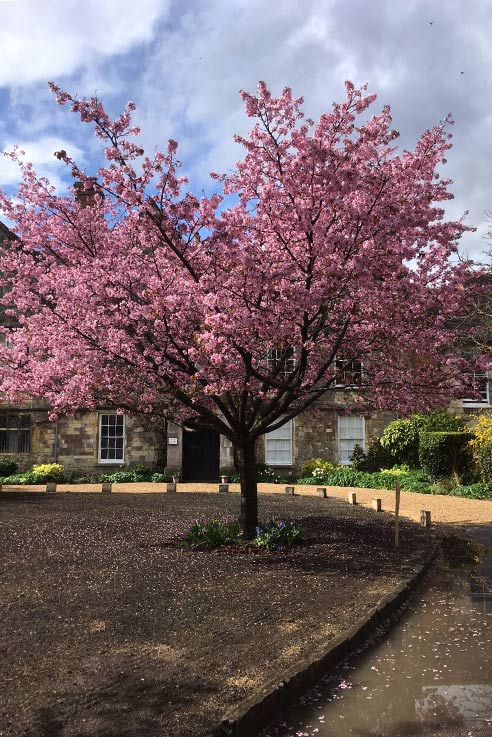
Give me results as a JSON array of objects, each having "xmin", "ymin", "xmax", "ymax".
[{"xmin": 261, "ymin": 560, "xmax": 492, "ymax": 736}]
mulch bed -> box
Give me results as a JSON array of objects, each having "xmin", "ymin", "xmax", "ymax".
[{"xmin": 0, "ymin": 491, "xmax": 435, "ymax": 737}]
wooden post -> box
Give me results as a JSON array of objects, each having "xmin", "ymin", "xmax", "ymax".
[
  {"xmin": 348, "ymin": 491, "xmax": 357, "ymax": 505},
  {"xmin": 284, "ymin": 486, "xmax": 295, "ymax": 495},
  {"xmin": 101, "ymin": 482, "xmax": 112, "ymax": 493},
  {"xmin": 372, "ymin": 498, "xmax": 382, "ymax": 512},
  {"xmin": 420, "ymin": 510, "xmax": 431, "ymax": 527},
  {"xmin": 46, "ymin": 482, "xmax": 57, "ymax": 493},
  {"xmin": 166, "ymin": 482, "xmax": 177, "ymax": 493},
  {"xmin": 218, "ymin": 483, "xmax": 229, "ymax": 493},
  {"xmin": 394, "ymin": 480, "xmax": 401, "ymax": 548},
  {"xmin": 316, "ymin": 487, "xmax": 327, "ymax": 498}
]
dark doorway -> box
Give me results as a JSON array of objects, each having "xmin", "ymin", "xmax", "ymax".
[{"xmin": 182, "ymin": 429, "xmax": 220, "ymax": 482}]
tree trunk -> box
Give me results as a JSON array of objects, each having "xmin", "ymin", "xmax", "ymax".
[{"xmin": 236, "ymin": 437, "xmax": 258, "ymax": 539}]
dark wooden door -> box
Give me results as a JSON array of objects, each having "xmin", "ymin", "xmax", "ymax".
[{"xmin": 182, "ymin": 429, "xmax": 220, "ymax": 482}]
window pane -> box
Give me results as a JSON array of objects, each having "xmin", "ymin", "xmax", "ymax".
[
  {"xmin": 99, "ymin": 414, "xmax": 125, "ymax": 462},
  {"xmin": 265, "ymin": 420, "xmax": 292, "ymax": 465},
  {"xmin": 0, "ymin": 414, "xmax": 31, "ymax": 454},
  {"xmin": 338, "ymin": 416, "xmax": 364, "ymax": 465},
  {"xmin": 463, "ymin": 372, "xmax": 489, "ymax": 404}
]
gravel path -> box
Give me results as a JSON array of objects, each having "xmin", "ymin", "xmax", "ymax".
[{"xmin": 3, "ymin": 481, "xmax": 491, "ymax": 527}]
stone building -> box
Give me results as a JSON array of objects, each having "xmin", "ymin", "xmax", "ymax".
[{"xmin": 2, "ymin": 376, "xmax": 488, "ymax": 480}]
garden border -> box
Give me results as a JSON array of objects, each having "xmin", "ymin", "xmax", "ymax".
[{"xmin": 213, "ymin": 543, "xmax": 440, "ymax": 737}]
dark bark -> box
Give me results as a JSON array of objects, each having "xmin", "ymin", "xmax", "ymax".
[{"xmin": 236, "ymin": 436, "xmax": 258, "ymax": 539}]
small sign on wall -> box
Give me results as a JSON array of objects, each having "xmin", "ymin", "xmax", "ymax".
[{"xmin": 168, "ymin": 436, "xmax": 178, "ymax": 445}]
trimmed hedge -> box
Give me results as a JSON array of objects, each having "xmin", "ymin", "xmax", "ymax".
[
  {"xmin": 479, "ymin": 444, "xmax": 492, "ymax": 495},
  {"xmin": 418, "ymin": 431, "xmax": 474, "ymax": 480}
]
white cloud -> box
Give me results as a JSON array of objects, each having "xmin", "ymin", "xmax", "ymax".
[
  {"xmin": 0, "ymin": 136, "xmax": 84, "ymax": 192},
  {"xmin": 0, "ymin": 0, "xmax": 491, "ymax": 261},
  {"xmin": 0, "ymin": 0, "xmax": 170, "ymax": 86}
]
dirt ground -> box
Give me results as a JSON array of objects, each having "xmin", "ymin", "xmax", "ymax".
[{"xmin": 0, "ymin": 485, "xmax": 488, "ymax": 737}]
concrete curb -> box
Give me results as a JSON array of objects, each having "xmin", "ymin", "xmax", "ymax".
[{"xmin": 212, "ymin": 543, "xmax": 440, "ymax": 737}]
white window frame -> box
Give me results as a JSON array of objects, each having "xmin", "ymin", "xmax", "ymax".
[
  {"xmin": 463, "ymin": 371, "xmax": 490, "ymax": 407},
  {"xmin": 338, "ymin": 414, "xmax": 365, "ymax": 465},
  {"xmin": 265, "ymin": 348, "xmax": 297, "ymax": 376},
  {"xmin": 334, "ymin": 358, "xmax": 363, "ymax": 389},
  {"xmin": 265, "ymin": 419, "xmax": 293, "ymax": 466},
  {"xmin": 98, "ymin": 413, "xmax": 126, "ymax": 464}
]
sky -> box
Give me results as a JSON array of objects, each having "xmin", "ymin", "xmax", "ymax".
[{"xmin": 0, "ymin": 0, "xmax": 490, "ymax": 259}]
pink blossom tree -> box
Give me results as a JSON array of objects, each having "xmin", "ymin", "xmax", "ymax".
[{"xmin": 0, "ymin": 81, "xmax": 474, "ymax": 536}]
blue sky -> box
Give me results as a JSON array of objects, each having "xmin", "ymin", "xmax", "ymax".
[{"xmin": 0, "ymin": 0, "xmax": 491, "ymax": 258}]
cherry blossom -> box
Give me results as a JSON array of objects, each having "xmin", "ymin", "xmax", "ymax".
[{"xmin": 0, "ymin": 81, "xmax": 476, "ymax": 536}]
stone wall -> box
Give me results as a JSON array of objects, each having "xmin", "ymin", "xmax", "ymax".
[
  {"xmin": 0, "ymin": 405, "xmax": 164, "ymax": 473},
  {"xmin": 2, "ymin": 394, "xmax": 487, "ymax": 476}
]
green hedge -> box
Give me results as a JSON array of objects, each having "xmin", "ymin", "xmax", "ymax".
[
  {"xmin": 418, "ymin": 431, "xmax": 474, "ymax": 480},
  {"xmin": 479, "ymin": 445, "xmax": 492, "ymax": 495},
  {"xmin": 0, "ymin": 457, "xmax": 18, "ymax": 476},
  {"xmin": 380, "ymin": 419, "xmax": 420, "ymax": 466}
]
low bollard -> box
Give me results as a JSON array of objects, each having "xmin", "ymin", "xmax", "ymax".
[
  {"xmin": 166, "ymin": 482, "xmax": 177, "ymax": 493},
  {"xmin": 101, "ymin": 482, "xmax": 112, "ymax": 493},
  {"xmin": 420, "ymin": 510, "xmax": 431, "ymax": 527},
  {"xmin": 316, "ymin": 487, "xmax": 327, "ymax": 498},
  {"xmin": 372, "ymin": 498, "xmax": 382, "ymax": 512},
  {"xmin": 348, "ymin": 491, "xmax": 357, "ymax": 505},
  {"xmin": 218, "ymin": 483, "xmax": 229, "ymax": 493},
  {"xmin": 285, "ymin": 486, "xmax": 295, "ymax": 495},
  {"xmin": 46, "ymin": 482, "xmax": 57, "ymax": 493}
]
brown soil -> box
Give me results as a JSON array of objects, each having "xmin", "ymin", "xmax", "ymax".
[{"xmin": 0, "ymin": 486, "xmax": 479, "ymax": 737}]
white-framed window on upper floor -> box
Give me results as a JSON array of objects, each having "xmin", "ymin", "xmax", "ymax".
[
  {"xmin": 265, "ymin": 347, "xmax": 297, "ymax": 377},
  {"xmin": 265, "ymin": 419, "xmax": 293, "ymax": 466},
  {"xmin": 334, "ymin": 358, "xmax": 363, "ymax": 388},
  {"xmin": 0, "ymin": 413, "xmax": 31, "ymax": 453},
  {"xmin": 463, "ymin": 371, "xmax": 490, "ymax": 407},
  {"xmin": 98, "ymin": 413, "xmax": 125, "ymax": 463},
  {"xmin": 338, "ymin": 414, "xmax": 365, "ymax": 465}
]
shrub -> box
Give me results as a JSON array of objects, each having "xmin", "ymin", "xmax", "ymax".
[
  {"xmin": 104, "ymin": 470, "xmax": 139, "ymax": 483},
  {"xmin": 1, "ymin": 471, "xmax": 39, "ymax": 485},
  {"xmin": 469, "ymin": 414, "xmax": 492, "ymax": 458},
  {"xmin": 254, "ymin": 520, "xmax": 305, "ymax": 550},
  {"xmin": 380, "ymin": 419, "xmax": 419, "ymax": 466},
  {"xmin": 323, "ymin": 468, "xmax": 365, "ymax": 487},
  {"xmin": 299, "ymin": 458, "xmax": 326, "ymax": 477},
  {"xmin": 184, "ymin": 519, "xmax": 240, "ymax": 547},
  {"xmin": 63, "ymin": 468, "xmax": 100, "ymax": 483},
  {"xmin": 351, "ymin": 439, "xmax": 393, "ymax": 472},
  {"xmin": 151, "ymin": 472, "xmax": 167, "ymax": 483},
  {"xmin": 127, "ymin": 463, "xmax": 154, "ymax": 481},
  {"xmin": 256, "ymin": 464, "xmax": 287, "ymax": 484},
  {"xmin": 418, "ymin": 432, "xmax": 474, "ymax": 481},
  {"xmin": 411, "ymin": 409, "xmax": 467, "ymax": 433},
  {"xmin": 31, "ymin": 463, "xmax": 64, "ymax": 482},
  {"xmin": 0, "ymin": 457, "xmax": 18, "ymax": 476},
  {"xmin": 449, "ymin": 483, "xmax": 491, "ymax": 500},
  {"xmin": 479, "ymin": 444, "xmax": 492, "ymax": 495}
]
